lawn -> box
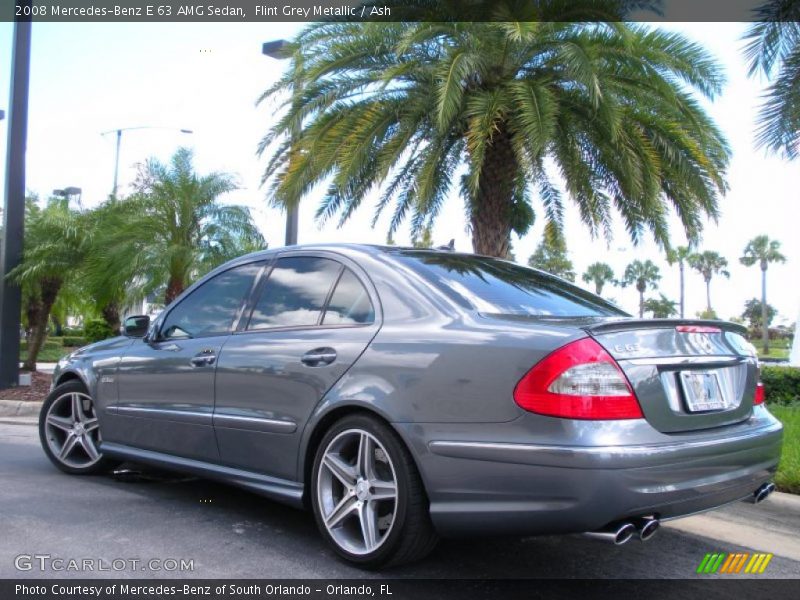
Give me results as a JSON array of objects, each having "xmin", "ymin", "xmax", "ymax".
[
  {"xmin": 19, "ymin": 345, "xmax": 77, "ymax": 363},
  {"xmin": 770, "ymin": 404, "xmax": 800, "ymax": 494}
]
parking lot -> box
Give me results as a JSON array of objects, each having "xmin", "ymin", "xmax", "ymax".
[{"xmin": 1, "ymin": 422, "xmax": 798, "ymax": 585}]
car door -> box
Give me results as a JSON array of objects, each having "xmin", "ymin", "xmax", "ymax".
[
  {"xmin": 213, "ymin": 253, "xmax": 381, "ymax": 480},
  {"xmin": 111, "ymin": 261, "xmax": 264, "ymax": 461}
]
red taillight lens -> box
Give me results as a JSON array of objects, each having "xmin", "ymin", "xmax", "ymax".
[
  {"xmin": 513, "ymin": 337, "xmax": 643, "ymax": 420},
  {"xmin": 754, "ymin": 382, "xmax": 765, "ymax": 405}
]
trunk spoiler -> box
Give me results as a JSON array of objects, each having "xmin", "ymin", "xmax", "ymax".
[{"xmin": 581, "ymin": 318, "xmax": 747, "ymax": 336}]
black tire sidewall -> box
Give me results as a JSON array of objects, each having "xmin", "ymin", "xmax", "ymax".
[
  {"xmin": 310, "ymin": 414, "xmax": 414, "ymax": 568},
  {"xmin": 39, "ymin": 380, "xmax": 113, "ymax": 475}
]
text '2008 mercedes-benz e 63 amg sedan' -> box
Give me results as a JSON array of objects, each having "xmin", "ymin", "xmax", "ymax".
[{"xmin": 41, "ymin": 244, "xmax": 782, "ymax": 567}]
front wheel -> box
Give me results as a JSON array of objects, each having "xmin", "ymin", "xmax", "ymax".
[
  {"xmin": 311, "ymin": 414, "xmax": 438, "ymax": 568},
  {"xmin": 39, "ymin": 380, "xmax": 118, "ymax": 475}
]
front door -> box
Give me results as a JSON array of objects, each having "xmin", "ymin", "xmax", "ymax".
[
  {"xmin": 214, "ymin": 255, "xmax": 380, "ymax": 480},
  {"xmin": 113, "ymin": 262, "xmax": 263, "ymax": 461}
]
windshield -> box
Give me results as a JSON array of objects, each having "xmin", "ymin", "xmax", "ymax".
[{"xmin": 391, "ymin": 251, "xmax": 628, "ymax": 318}]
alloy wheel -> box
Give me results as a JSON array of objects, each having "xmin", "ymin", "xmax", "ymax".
[
  {"xmin": 317, "ymin": 428, "xmax": 398, "ymax": 556},
  {"xmin": 43, "ymin": 391, "xmax": 103, "ymax": 469}
]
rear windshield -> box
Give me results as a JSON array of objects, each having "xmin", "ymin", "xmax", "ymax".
[{"xmin": 391, "ymin": 251, "xmax": 627, "ymax": 318}]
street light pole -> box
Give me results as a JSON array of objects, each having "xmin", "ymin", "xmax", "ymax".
[
  {"xmin": 262, "ymin": 39, "xmax": 300, "ymax": 246},
  {"xmin": 102, "ymin": 126, "xmax": 193, "ymax": 198},
  {"xmin": 0, "ymin": 4, "xmax": 32, "ymax": 389}
]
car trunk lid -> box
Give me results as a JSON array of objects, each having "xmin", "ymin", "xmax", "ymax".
[{"xmin": 582, "ymin": 319, "xmax": 758, "ymax": 433}]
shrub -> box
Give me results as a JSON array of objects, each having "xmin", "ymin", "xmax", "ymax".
[
  {"xmin": 762, "ymin": 365, "xmax": 800, "ymax": 406},
  {"xmin": 62, "ymin": 336, "xmax": 88, "ymax": 347},
  {"xmin": 83, "ymin": 319, "xmax": 115, "ymax": 343}
]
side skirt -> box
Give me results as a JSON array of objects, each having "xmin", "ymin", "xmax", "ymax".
[{"xmin": 100, "ymin": 442, "xmax": 305, "ymax": 509}]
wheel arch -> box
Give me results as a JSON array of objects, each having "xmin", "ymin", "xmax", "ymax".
[
  {"xmin": 54, "ymin": 370, "xmax": 87, "ymax": 389},
  {"xmin": 298, "ymin": 403, "xmax": 427, "ymax": 508}
]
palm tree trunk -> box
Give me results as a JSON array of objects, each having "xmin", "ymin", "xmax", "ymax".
[
  {"xmin": 679, "ymin": 262, "xmax": 685, "ymax": 318},
  {"xmin": 639, "ymin": 290, "xmax": 644, "ymax": 318},
  {"xmin": 761, "ymin": 266, "xmax": 769, "ymax": 354},
  {"xmin": 164, "ymin": 275, "xmax": 184, "ymax": 305},
  {"xmin": 595, "ymin": 281, "xmax": 602, "ymax": 295},
  {"xmin": 705, "ymin": 278, "xmax": 712, "ymax": 314},
  {"xmin": 470, "ymin": 125, "xmax": 517, "ymax": 258},
  {"xmin": 23, "ymin": 278, "xmax": 61, "ymax": 371},
  {"xmin": 101, "ymin": 302, "xmax": 121, "ymax": 334}
]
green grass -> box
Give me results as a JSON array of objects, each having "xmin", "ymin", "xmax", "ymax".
[
  {"xmin": 19, "ymin": 346, "xmax": 77, "ymax": 363},
  {"xmin": 758, "ymin": 347, "xmax": 790, "ymax": 360},
  {"xmin": 770, "ymin": 405, "xmax": 800, "ymax": 494}
]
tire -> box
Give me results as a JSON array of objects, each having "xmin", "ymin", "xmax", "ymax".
[
  {"xmin": 310, "ymin": 413, "xmax": 438, "ymax": 569},
  {"xmin": 39, "ymin": 380, "xmax": 119, "ymax": 475}
]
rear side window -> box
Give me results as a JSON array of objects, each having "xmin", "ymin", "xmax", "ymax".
[
  {"xmin": 323, "ymin": 269, "xmax": 375, "ymax": 325},
  {"xmin": 393, "ymin": 251, "xmax": 626, "ymax": 317},
  {"xmin": 161, "ymin": 263, "xmax": 261, "ymax": 339},
  {"xmin": 247, "ymin": 257, "xmax": 341, "ymax": 329}
]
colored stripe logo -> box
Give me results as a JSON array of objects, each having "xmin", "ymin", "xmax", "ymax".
[{"xmin": 696, "ymin": 552, "xmax": 773, "ymax": 574}]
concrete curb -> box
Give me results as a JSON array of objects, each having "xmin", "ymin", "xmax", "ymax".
[{"xmin": 0, "ymin": 399, "xmax": 42, "ymax": 417}]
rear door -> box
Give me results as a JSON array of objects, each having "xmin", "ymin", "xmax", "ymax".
[
  {"xmin": 213, "ymin": 253, "xmax": 380, "ymax": 480},
  {"xmin": 587, "ymin": 320, "xmax": 758, "ymax": 432}
]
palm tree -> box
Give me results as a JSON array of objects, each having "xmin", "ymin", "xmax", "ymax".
[
  {"xmin": 740, "ymin": 235, "xmax": 786, "ymax": 353},
  {"xmin": 744, "ymin": 2, "xmax": 800, "ymax": 157},
  {"xmin": 582, "ymin": 262, "xmax": 615, "ymax": 296},
  {"xmin": 8, "ymin": 198, "xmax": 88, "ymax": 370},
  {"xmin": 528, "ymin": 233, "xmax": 575, "ymax": 281},
  {"xmin": 258, "ymin": 9, "xmax": 730, "ymax": 257},
  {"xmin": 689, "ymin": 250, "xmax": 730, "ymax": 315},
  {"xmin": 621, "ymin": 260, "xmax": 661, "ymax": 318},
  {"xmin": 88, "ymin": 148, "xmax": 266, "ymax": 306},
  {"xmin": 643, "ymin": 293, "xmax": 678, "ymax": 318},
  {"xmin": 666, "ymin": 245, "xmax": 693, "ymax": 318}
]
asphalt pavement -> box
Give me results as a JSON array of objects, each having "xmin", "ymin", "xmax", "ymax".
[{"xmin": 1, "ymin": 422, "xmax": 798, "ymax": 582}]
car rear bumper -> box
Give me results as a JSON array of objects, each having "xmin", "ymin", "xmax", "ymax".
[{"xmin": 394, "ymin": 410, "xmax": 783, "ymax": 536}]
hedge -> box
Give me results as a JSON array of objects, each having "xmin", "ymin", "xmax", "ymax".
[
  {"xmin": 762, "ymin": 365, "xmax": 800, "ymax": 406},
  {"xmin": 61, "ymin": 336, "xmax": 88, "ymax": 347}
]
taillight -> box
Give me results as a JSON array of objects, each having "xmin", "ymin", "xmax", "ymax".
[
  {"xmin": 513, "ymin": 337, "xmax": 643, "ymax": 420},
  {"xmin": 754, "ymin": 382, "xmax": 765, "ymax": 405}
]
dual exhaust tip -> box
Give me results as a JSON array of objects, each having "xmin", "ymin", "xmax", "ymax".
[
  {"xmin": 752, "ymin": 482, "xmax": 776, "ymax": 504},
  {"xmin": 584, "ymin": 517, "xmax": 659, "ymax": 545}
]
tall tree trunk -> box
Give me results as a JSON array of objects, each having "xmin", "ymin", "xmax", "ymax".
[
  {"xmin": 639, "ymin": 290, "xmax": 644, "ymax": 318},
  {"xmin": 761, "ymin": 265, "xmax": 769, "ymax": 354},
  {"xmin": 23, "ymin": 278, "xmax": 62, "ymax": 371},
  {"xmin": 470, "ymin": 125, "xmax": 517, "ymax": 258},
  {"xmin": 705, "ymin": 277, "xmax": 712, "ymax": 314},
  {"xmin": 595, "ymin": 281, "xmax": 602, "ymax": 295},
  {"xmin": 164, "ymin": 275, "xmax": 184, "ymax": 305},
  {"xmin": 101, "ymin": 302, "xmax": 121, "ymax": 334},
  {"xmin": 679, "ymin": 262, "xmax": 685, "ymax": 318}
]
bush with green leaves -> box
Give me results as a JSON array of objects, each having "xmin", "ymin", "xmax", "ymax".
[
  {"xmin": 61, "ymin": 336, "xmax": 88, "ymax": 347},
  {"xmin": 83, "ymin": 319, "xmax": 115, "ymax": 343},
  {"xmin": 762, "ymin": 366, "xmax": 800, "ymax": 406}
]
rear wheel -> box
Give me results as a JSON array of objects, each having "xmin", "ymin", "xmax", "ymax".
[
  {"xmin": 311, "ymin": 414, "xmax": 438, "ymax": 568},
  {"xmin": 39, "ymin": 380, "xmax": 118, "ymax": 475}
]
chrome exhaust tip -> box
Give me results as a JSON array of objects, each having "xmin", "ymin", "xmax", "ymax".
[
  {"xmin": 753, "ymin": 482, "xmax": 776, "ymax": 504},
  {"xmin": 634, "ymin": 517, "xmax": 660, "ymax": 541},
  {"xmin": 584, "ymin": 522, "xmax": 636, "ymax": 545}
]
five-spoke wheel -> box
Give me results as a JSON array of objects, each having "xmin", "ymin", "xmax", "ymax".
[
  {"xmin": 39, "ymin": 380, "xmax": 117, "ymax": 474},
  {"xmin": 311, "ymin": 414, "xmax": 437, "ymax": 568}
]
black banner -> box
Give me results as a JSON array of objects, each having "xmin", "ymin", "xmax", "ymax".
[
  {"xmin": 3, "ymin": 579, "xmax": 800, "ymax": 600},
  {"xmin": 2, "ymin": 0, "xmax": 800, "ymax": 23}
]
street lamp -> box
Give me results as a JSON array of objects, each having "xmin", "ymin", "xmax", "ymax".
[
  {"xmin": 262, "ymin": 38, "xmax": 300, "ymax": 246},
  {"xmin": 101, "ymin": 126, "xmax": 193, "ymax": 198}
]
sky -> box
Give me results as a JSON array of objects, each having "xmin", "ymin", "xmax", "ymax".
[{"xmin": 0, "ymin": 20, "xmax": 798, "ymax": 324}]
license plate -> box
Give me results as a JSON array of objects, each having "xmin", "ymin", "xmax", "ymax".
[{"xmin": 680, "ymin": 371, "xmax": 726, "ymax": 412}]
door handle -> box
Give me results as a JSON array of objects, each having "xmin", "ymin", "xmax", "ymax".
[
  {"xmin": 190, "ymin": 349, "xmax": 216, "ymax": 367},
  {"xmin": 301, "ymin": 348, "xmax": 337, "ymax": 367}
]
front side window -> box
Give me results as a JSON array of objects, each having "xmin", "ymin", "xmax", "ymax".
[
  {"xmin": 160, "ymin": 263, "xmax": 261, "ymax": 339},
  {"xmin": 247, "ymin": 257, "xmax": 342, "ymax": 330}
]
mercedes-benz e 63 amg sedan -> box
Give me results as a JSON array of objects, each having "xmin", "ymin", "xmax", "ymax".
[{"xmin": 41, "ymin": 244, "xmax": 782, "ymax": 567}]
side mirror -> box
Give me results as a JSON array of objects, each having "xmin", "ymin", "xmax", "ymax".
[{"xmin": 122, "ymin": 315, "xmax": 150, "ymax": 338}]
